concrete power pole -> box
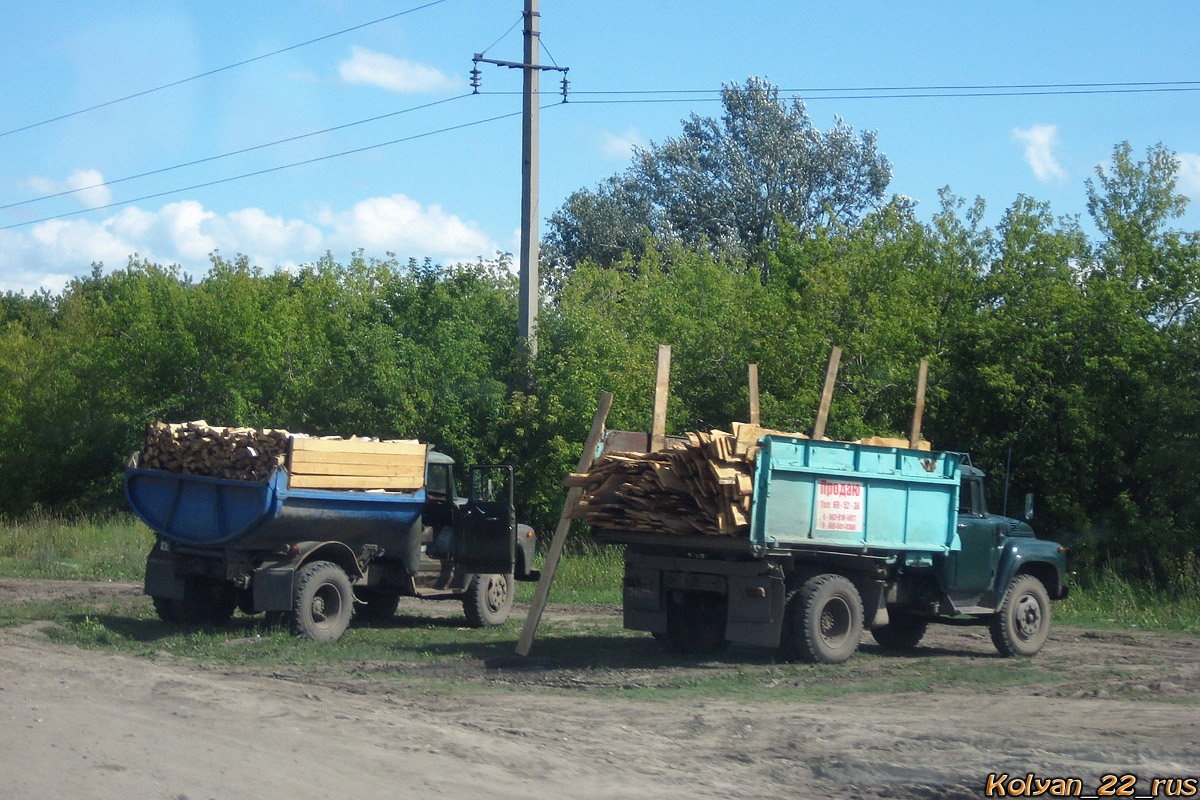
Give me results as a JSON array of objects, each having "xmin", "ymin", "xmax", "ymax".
[
  {"xmin": 473, "ymin": 2, "xmax": 567, "ymax": 361},
  {"xmin": 519, "ymin": 0, "xmax": 540, "ymax": 358}
]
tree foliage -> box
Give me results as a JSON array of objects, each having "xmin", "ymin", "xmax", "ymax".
[
  {"xmin": 544, "ymin": 78, "xmax": 891, "ymax": 276},
  {"xmin": 1, "ymin": 142, "xmax": 1198, "ymax": 585}
]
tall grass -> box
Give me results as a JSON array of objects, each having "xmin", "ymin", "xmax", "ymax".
[
  {"xmin": 0, "ymin": 512, "xmax": 150, "ymax": 581},
  {"xmin": 1057, "ymin": 565, "xmax": 1200, "ymax": 633}
]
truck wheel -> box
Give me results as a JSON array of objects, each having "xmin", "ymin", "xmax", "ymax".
[
  {"xmin": 151, "ymin": 595, "xmax": 183, "ymax": 623},
  {"xmin": 990, "ymin": 574, "xmax": 1051, "ymax": 657},
  {"xmin": 663, "ymin": 591, "xmax": 728, "ymax": 655},
  {"xmin": 154, "ymin": 579, "xmax": 236, "ymax": 625},
  {"xmin": 780, "ymin": 574, "xmax": 864, "ymax": 664},
  {"xmin": 290, "ymin": 561, "xmax": 354, "ymax": 642},
  {"xmin": 356, "ymin": 588, "xmax": 401, "ymax": 622},
  {"xmin": 462, "ymin": 573, "xmax": 513, "ymax": 627},
  {"xmin": 870, "ymin": 609, "xmax": 928, "ymax": 651}
]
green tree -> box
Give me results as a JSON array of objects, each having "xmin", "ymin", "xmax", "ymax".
[{"xmin": 544, "ymin": 78, "xmax": 891, "ymax": 276}]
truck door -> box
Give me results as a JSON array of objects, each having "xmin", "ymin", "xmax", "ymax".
[
  {"xmin": 452, "ymin": 465, "xmax": 516, "ymax": 575},
  {"xmin": 949, "ymin": 475, "xmax": 1002, "ymax": 596}
]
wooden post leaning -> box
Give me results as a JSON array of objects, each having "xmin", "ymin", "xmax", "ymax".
[
  {"xmin": 909, "ymin": 359, "xmax": 929, "ymax": 450},
  {"xmin": 515, "ymin": 391, "xmax": 614, "ymax": 656},
  {"xmin": 812, "ymin": 346, "xmax": 842, "ymax": 440},
  {"xmin": 748, "ymin": 363, "xmax": 760, "ymax": 426}
]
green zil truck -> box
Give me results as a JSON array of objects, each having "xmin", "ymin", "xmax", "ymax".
[{"xmin": 596, "ymin": 436, "xmax": 1069, "ymax": 663}]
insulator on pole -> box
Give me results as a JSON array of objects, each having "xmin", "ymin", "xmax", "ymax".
[
  {"xmin": 470, "ymin": 61, "xmax": 482, "ymax": 93},
  {"xmin": 560, "ymin": 72, "xmax": 569, "ymax": 102}
]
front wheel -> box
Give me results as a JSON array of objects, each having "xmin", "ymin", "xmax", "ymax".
[
  {"xmin": 462, "ymin": 573, "xmax": 513, "ymax": 627},
  {"xmin": 780, "ymin": 574, "xmax": 864, "ymax": 664},
  {"xmin": 990, "ymin": 574, "xmax": 1051, "ymax": 657},
  {"xmin": 290, "ymin": 561, "xmax": 354, "ymax": 642}
]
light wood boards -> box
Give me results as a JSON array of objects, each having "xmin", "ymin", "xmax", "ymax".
[{"xmin": 138, "ymin": 421, "xmax": 428, "ymax": 490}]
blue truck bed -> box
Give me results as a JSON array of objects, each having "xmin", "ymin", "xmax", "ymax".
[
  {"xmin": 750, "ymin": 436, "xmax": 963, "ymax": 553},
  {"xmin": 124, "ymin": 467, "xmax": 425, "ymax": 549}
]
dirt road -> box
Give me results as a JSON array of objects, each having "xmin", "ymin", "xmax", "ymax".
[{"xmin": 0, "ymin": 578, "xmax": 1197, "ymax": 800}]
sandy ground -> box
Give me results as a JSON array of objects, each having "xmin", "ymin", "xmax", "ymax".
[{"xmin": 0, "ymin": 578, "xmax": 1197, "ymax": 800}]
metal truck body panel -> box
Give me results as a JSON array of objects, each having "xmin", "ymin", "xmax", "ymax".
[
  {"xmin": 124, "ymin": 467, "xmax": 425, "ymax": 550},
  {"xmin": 749, "ymin": 436, "xmax": 963, "ymax": 553}
]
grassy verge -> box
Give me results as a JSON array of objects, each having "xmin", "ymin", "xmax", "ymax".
[
  {"xmin": 0, "ymin": 515, "xmax": 1197, "ymax": 633},
  {"xmin": 0, "ymin": 512, "xmax": 149, "ymax": 581},
  {"xmin": 1056, "ymin": 567, "xmax": 1200, "ymax": 633}
]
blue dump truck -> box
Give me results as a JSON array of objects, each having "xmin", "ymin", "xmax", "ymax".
[
  {"xmin": 126, "ymin": 452, "xmax": 539, "ymax": 641},
  {"xmin": 596, "ymin": 435, "xmax": 1069, "ymax": 663}
]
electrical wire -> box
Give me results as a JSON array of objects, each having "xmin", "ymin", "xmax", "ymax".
[
  {"xmin": 479, "ymin": 15, "xmax": 523, "ymax": 56},
  {"xmin": 568, "ymin": 85, "xmax": 1200, "ymax": 104},
  {"xmin": 569, "ymin": 79, "xmax": 1200, "ymax": 95},
  {"xmin": 0, "ymin": 0, "xmax": 451, "ymax": 139},
  {"xmin": 1, "ymin": 95, "xmax": 472, "ymax": 211},
  {"xmin": 2, "ymin": 102, "xmax": 564, "ymax": 231}
]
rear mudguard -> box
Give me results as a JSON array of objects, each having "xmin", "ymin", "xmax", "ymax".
[{"xmin": 252, "ymin": 541, "xmax": 365, "ymax": 612}]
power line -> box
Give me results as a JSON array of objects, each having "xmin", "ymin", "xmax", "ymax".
[
  {"xmin": 568, "ymin": 85, "xmax": 1200, "ymax": 105},
  {"xmin": 569, "ymin": 79, "xmax": 1200, "ymax": 95},
  {"xmin": 2, "ymin": 102, "xmax": 564, "ymax": 231},
  {"xmin": 1, "ymin": 95, "xmax": 472, "ymax": 211},
  {"xmin": 0, "ymin": 0, "xmax": 451, "ymax": 139}
]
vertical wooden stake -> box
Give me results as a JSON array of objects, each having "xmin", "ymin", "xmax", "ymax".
[
  {"xmin": 908, "ymin": 359, "xmax": 929, "ymax": 450},
  {"xmin": 748, "ymin": 363, "xmax": 760, "ymax": 426},
  {"xmin": 812, "ymin": 346, "xmax": 842, "ymax": 440},
  {"xmin": 650, "ymin": 344, "xmax": 671, "ymax": 452},
  {"xmin": 516, "ymin": 391, "xmax": 613, "ymax": 656}
]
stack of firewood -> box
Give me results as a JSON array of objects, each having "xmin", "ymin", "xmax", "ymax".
[
  {"xmin": 568, "ymin": 424, "xmax": 932, "ymax": 537},
  {"xmin": 137, "ymin": 420, "xmax": 427, "ymax": 490},
  {"xmin": 140, "ymin": 421, "xmax": 290, "ymax": 481},
  {"xmin": 567, "ymin": 423, "xmax": 794, "ymax": 536}
]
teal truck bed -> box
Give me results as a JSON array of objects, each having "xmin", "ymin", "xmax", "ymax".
[{"xmin": 750, "ymin": 436, "xmax": 962, "ymax": 553}]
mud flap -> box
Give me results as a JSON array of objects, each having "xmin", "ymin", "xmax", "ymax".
[{"xmin": 144, "ymin": 545, "xmax": 184, "ymax": 600}]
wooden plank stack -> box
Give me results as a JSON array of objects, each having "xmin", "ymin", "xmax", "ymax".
[
  {"xmin": 567, "ymin": 423, "xmax": 795, "ymax": 537},
  {"xmin": 139, "ymin": 420, "xmax": 427, "ymax": 491},
  {"xmin": 287, "ymin": 437, "xmax": 426, "ymax": 490},
  {"xmin": 568, "ymin": 423, "xmax": 932, "ymax": 538}
]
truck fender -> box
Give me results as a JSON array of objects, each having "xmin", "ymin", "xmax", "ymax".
[
  {"xmin": 992, "ymin": 540, "xmax": 1064, "ymax": 602},
  {"xmin": 515, "ymin": 524, "xmax": 539, "ymax": 581},
  {"xmin": 251, "ymin": 541, "xmax": 366, "ymax": 613}
]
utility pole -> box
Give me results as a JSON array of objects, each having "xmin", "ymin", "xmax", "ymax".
[
  {"xmin": 473, "ymin": 1, "xmax": 568, "ymax": 360},
  {"xmin": 519, "ymin": 0, "xmax": 540, "ymax": 358}
]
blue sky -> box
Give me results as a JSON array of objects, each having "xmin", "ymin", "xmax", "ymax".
[{"xmin": 2, "ymin": 0, "xmax": 1198, "ymax": 293}]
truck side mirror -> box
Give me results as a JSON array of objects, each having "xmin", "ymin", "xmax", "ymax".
[{"xmin": 1023, "ymin": 493, "xmax": 1034, "ymax": 521}]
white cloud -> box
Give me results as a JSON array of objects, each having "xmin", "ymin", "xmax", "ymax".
[
  {"xmin": 1176, "ymin": 152, "xmax": 1200, "ymax": 199},
  {"xmin": 599, "ymin": 127, "xmax": 646, "ymax": 160},
  {"xmin": 319, "ymin": 194, "xmax": 495, "ymax": 259},
  {"xmin": 337, "ymin": 46, "xmax": 458, "ymax": 93},
  {"xmin": 1013, "ymin": 124, "xmax": 1067, "ymax": 184},
  {"xmin": 25, "ymin": 168, "xmax": 113, "ymax": 209},
  {"xmin": 0, "ymin": 194, "xmax": 494, "ymax": 293}
]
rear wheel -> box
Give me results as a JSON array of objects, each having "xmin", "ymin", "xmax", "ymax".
[
  {"xmin": 780, "ymin": 574, "xmax": 863, "ymax": 664},
  {"xmin": 356, "ymin": 588, "xmax": 402, "ymax": 622},
  {"xmin": 290, "ymin": 561, "xmax": 354, "ymax": 642},
  {"xmin": 153, "ymin": 578, "xmax": 236, "ymax": 625},
  {"xmin": 871, "ymin": 609, "xmax": 928, "ymax": 651},
  {"xmin": 662, "ymin": 590, "xmax": 728, "ymax": 655},
  {"xmin": 462, "ymin": 573, "xmax": 513, "ymax": 627},
  {"xmin": 990, "ymin": 574, "xmax": 1051, "ymax": 657}
]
